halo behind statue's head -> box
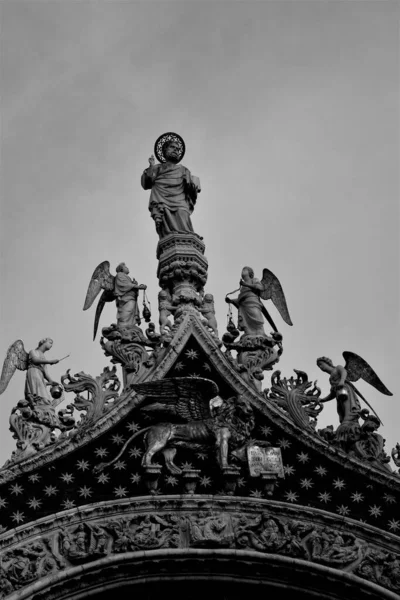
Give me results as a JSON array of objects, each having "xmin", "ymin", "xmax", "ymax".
[{"xmin": 154, "ymin": 132, "xmax": 186, "ymax": 164}]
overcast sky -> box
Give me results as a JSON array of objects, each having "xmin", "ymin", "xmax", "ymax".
[{"xmin": 0, "ymin": 0, "xmax": 399, "ymax": 468}]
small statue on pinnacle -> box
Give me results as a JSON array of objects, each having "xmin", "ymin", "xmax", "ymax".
[{"xmin": 141, "ymin": 132, "xmax": 201, "ymax": 239}]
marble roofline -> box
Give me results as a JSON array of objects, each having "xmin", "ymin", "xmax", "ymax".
[{"xmin": 0, "ymin": 312, "xmax": 399, "ymax": 492}]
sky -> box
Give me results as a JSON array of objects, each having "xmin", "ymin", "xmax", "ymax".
[{"xmin": 0, "ymin": 0, "xmax": 399, "ymax": 469}]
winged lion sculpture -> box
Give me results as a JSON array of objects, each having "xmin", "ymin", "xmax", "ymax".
[{"xmin": 94, "ymin": 377, "xmax": 254, "ymax": 474}]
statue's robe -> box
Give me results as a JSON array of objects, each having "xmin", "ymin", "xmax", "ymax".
[
  {"xmin": 141, "ymin": 162, "xmax": 200, "ymax": 238},
  {"xmin": 232, "ymin": 280, "xmax": 265, "ymax": 337},
  {"xmin": 25, "ymin": 350, "xmax": 52, "ymax": 401},
  {"xmin": 114, "ymin": 272, "xmax": 140, "ymax": 330}
]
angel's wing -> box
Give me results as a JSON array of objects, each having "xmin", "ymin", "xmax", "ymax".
[
  {"xmin": 93, "ymin": 290, "xmax": 115, "ymax": 340},
  {"xmin": 260, "ymin": 268, "xmax": 293, "ymax": 326},
  {"xmin": 130, "ymin": 377, "xmax": 219, "ymax": 422},
  {"xmin": 343, "ymin": 351, "xmax": 392, "ymax": 396},
  {"xmin": 83, "ymin": 261, "xmax": 115, "ymax": 311},
  {"xmin": 0, "ymin": 340, "xmax": 29, "ymax": 395}
]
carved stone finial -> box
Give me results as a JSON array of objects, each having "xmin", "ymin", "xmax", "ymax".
[{"xmin": 267, "ymin": 369, "xmax": 323, "ymax": 431}]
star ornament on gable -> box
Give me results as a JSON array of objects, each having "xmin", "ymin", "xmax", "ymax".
[
  {"xmin": 300, "ymin": 478, "xmax": 313, "ymax": 489},
  {"xmin": 318, "ymin": 491, "xmax": 331, "ymax": 503},
  {"xmin": 285, "ymin": 490, "xmax": 299, "ymax": 502},
  {"xmin": 129, "ymin": 447, "xmax": 143, "ymax": 458},
  {"xmin": 383, "ymin": 493, "xmax": 395, "ymax": 504},
  {"xmin": 60, "ymin": 473, "xmax": 74, "ymax": 484},
  {"xmin": 166, "ymin": 476, "xmax": 178, "ymax": 487},
  {"xmin": 97, "ymin": 473, "xmax": 110, "ymax": 484},
  {"xmin": 388, "ymin": 519, "xmax": 400, "ymax": 532},
  {"xmin": 337, "ymin": 505, "xmax": 350, "ymax": 516},
  {"xmin": 250, "ymin": 490, "xmax": 263, "ymax": 498},
  {"xmin": 278, "ymin": 439, "xmax": 291, "ymax": 449},
  {"xmin": 11, "ymin": 511, "xmax": 24, "ymax": 524},
  {"xmin": 126, "ymin": 422, "xmax": 140, "ymax": 433},
  {"xmin": 114, "ymin": 486, "xmax": 128, "ymax": 498},
  {"xmin": 0, "ymin": 498, "xmax": 8, "ymax": 508},
  {"xmin": 113, "ymin": 460, "xmax": 126, "ymax": 470},
  {"xmin": 368, "ymin": 505, "xmax": 382, "ymax": 518},
  {"xmin": 297, "ymin": 452, "xmax": 309, "ymax": 464},
  {"xmin": 28, "ymin": 473, "xmax": 40, "ymax": 483},
  {"xmin": 94, "ymin": 447, "xmax": 109, "ymax": 458},
  {"xmin": 10, "ymin": 483, "xmax": 24, "ymax": 496},
  {"xmin": 333, "ymin": 478, "xmax": 346, "ymax": 490},
  {"xmin": 284, "ymin": 465, "xmax": 295, "ymax": 476},
  {"xmin": 185, "ymin": 349, "xmax": 198, "ymax": 360},
  {"xmin": 196, "ymin": 452, "xmax": 207, "ymax": 460},
  {"xmin": 44, "ymin": 485, "xmax": 58, "ymax": 497},
  {"xmin": 200, "ymin": 476, "xmax": 212, "ymax": 488},
  {"xmin": 315, "ymin": 466, "xmax": 327, "ymax": 476},
  {"xmin": 351, "ymin": 492, "xmax": 364, "ymax": 503},
  {"xmin": 78, "ymin": 486, "xmax": 92, "ymax": 498},
  {"xmin": 27, "ymin": 498, "xmax": 42, "ymax": 510},
  {"xmin": 111, "ymin": 433, "xmax": 125, "ymax": 445},
  {"xmin": 77, "ymin": 459, "xmax": 90, "ymax": 471},
  {"xmin": 260, "ymin": 425, "xmax": 272, "ymax": 438},
  {"xmin": 130, "ymin": 473, "xmax": 141, "ymax": 484},
  {"xmin": 62, "ymin": 499, "xmax": 76, "ymax": 510}
]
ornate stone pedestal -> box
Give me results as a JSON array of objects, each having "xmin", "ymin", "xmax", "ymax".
[{"xmin": 157, "ymin": 233, "xmax": 208, "ymax": 306}]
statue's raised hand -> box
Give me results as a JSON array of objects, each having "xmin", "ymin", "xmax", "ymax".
[{"xmin": 148, "ymin": 155, "xmax": 156, "ymax": 167}]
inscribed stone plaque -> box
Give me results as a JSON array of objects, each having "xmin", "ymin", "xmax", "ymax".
[{"xmin": 247, "ymin": 446, "xmax": 284, "ymax": 478}]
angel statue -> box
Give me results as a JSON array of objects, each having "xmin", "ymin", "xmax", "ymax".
[
  {"xmin": 316, "ymin": 352, "xmax": 392, "ymax": 449},
  {"xmin": 94, "ymin": 377, "xmax": 254, "ymax": 475},
  {"xmin": 141, "ymin": 132, "xmax": 201, "ymax": 239},
  {"xmin": 83, "ymin": 261, "xmax": 147, "ymax": 340},
  {"xmin": 225, "ymin": 266, "xmax": 293, "ymax": 338},
  {"xmin": 392, "ymin": 443, "xmax": 400, "ymax": 469},
  {"xmin": 0, "ymin": 338, "xmax": 61, "ymax": 403}
]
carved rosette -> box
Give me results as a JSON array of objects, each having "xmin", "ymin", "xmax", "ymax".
[{"xmin": 157, "ymin": 233, "xmax": 208, "ymax": 307}]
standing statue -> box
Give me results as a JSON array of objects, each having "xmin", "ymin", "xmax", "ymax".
[
  {"xmin": 0, "ymin": 338, "xmax": 61, "ymax": 402},
  {"xmin": 141, "ymin": 132, "xmax": 201, "ymax": 239},
  {"xmin": 199, "ymin": 293, "xmax": 219, "ymax": 337},
  {"xmin": 316, "ymin": 352, "xmax": 392, "ymax": 450},
  {"xmin": 158, "ymin": 289, "xmax": 175, "ymax": 336},
  {"xmin": 0, "ymin": 338, "xmax": 74, "ymax": 461},
  {"xmin": 225, "ymin": 266, "xmax": 293, "ymax": 337},
  {"xmin": 83, "ymin": 261, "xmax": 147, "ymax": 339},
  {"xmin": 391, "ymin": 443, "xmax": 400, "ymax": 470}
]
